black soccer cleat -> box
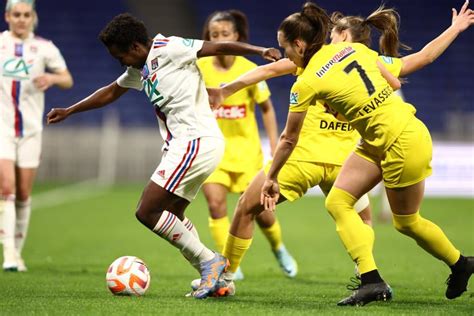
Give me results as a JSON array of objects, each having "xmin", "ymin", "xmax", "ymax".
[
  {"xmin": 337, "ymin": 280, "xmax": 392, "ymax": 306},
  {"xmin": 445, "ymin": 256, "xmax": 474, "ymax": 299}
]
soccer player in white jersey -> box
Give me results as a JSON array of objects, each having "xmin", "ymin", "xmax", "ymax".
[
  {"xmin": 0, "ymin": 0, "xmax": 73, "ymax": 271},
  {"xmin": 46, "ymin": 13, "xmax": 281, "ymax": 299}
]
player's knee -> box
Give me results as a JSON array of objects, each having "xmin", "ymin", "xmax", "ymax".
[
  {"xmin": 207, "ymin": 199, "xmax": 226, "ymax": 218},
  {"xmin": 0, "ymin": 181, "xmax": 15, "ymax": 198},
  {"xmin": 392, "ymin": 213, "xmax": 419, "ymax": 235},
  {"xmin": 236, "ymin": 193, "xmax": 261, "ymax": 218},
  {"xmin": 325, "ymin": 187, "xmax": 357, "ymax": 218},
  {"xmin": 135, "ymin": 206, "xmax": 157, "ymax": 230},
  {"xmin": 325, "ymin": 190, "xmax": 340, "ymax": 216}
]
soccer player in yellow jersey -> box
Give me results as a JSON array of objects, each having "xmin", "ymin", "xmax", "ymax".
[
  {"xmin": 259, "ymin": 2, "xmax": 473, "ymax": 306},
  {"xmin": 205, "ymin": 2, "xmax": 474, "ymax": 300},
  {"xmin": 196, "ymin": 10, "xmax": 297, "ymax": 280}
]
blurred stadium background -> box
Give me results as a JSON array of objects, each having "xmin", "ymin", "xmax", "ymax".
[{"xmin": 1, "ymin": 0, "xmax": 472, "ymax": 193}]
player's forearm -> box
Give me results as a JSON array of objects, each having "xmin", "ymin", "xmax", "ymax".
[
  {"xmin": 52, "ymin": 70, "xmax": 74, "ymax": 89},
  {"xmin": 212, "ymin": 41, "xmax": 265, "ymax": 57},
  {"xmin": 261, "ymin": 104, "xmax": 279, "ymax": 155},
  {"xmin": 266, "ymin": 133, "xmax": 298, "ymax": 180},
  {"xmin": 66, "ymin": 82, "xmax": 126, "ymax": 115},
  {"xmin": 400, "ymin": 26, "xmax": 461, "ymax": 76},
  {"xmin": 222, "ymin": 60, "xmax": 295, "ymax": 98}
]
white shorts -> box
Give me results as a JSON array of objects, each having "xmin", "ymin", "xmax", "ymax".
[
  {"xmin": 0, "ymin": 132, "xmax": 42, "ymax": 168},
  {"xmin": 151, "ymin": 137, "xmax": 225, "ymax": 201}
]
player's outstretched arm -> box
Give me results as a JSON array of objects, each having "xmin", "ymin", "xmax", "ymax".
[
  {"xmin": 207, "ymin": 59, "xmax": 297, "ymax": 109},
  {"xmin": 47, "ymin": 81, "xmax": 128, "ymax": 124},
  {"xmin": 400, "ymin": 0, "xmax": 474, "ymax": 76},
  {"xmin": 222, "ymin": 58, "xmax": 297, "ymax": 99},
  {"xmin": 198, "ymin": 41, "xmax": 281, "ymax": 62}
]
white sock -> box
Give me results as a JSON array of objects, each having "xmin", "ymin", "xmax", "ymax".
[
  {"xmin": 183, "ymin": 217, "xmax": 200, "ymax": 240},
  {"xmin": 2, "ymin": 195, "xmax": 17, "ymax": 265},
  {"xmin": 153, "ymin": 211, "xmax": 214, "ymax": 267},
  {"xmin": 15, "ymin": 198, "xmax": 31, "ymax": 257},
  {"xmin": 182, "ymin": 217, "xmax": 201, "ymax": 272}
]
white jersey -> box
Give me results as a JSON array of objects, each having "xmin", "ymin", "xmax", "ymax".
[
  {"xmin": 117, "ymin": 34, "xmax": 222, "ymax": 149},
  {"xmin": 0, "ymin": 31, "xmax": 67, "ymax": 138}
]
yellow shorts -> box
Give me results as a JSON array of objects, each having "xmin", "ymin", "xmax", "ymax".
[
  {"xmin": 204, "ymin": 165, "xmax": 260, "ymax": 193},
  {"xmin": 355, "ymin": 117, "xmax": 433, "ymax": 188},
  {"xmin": 264, "ymin": 160, "xmax": 340, "ymax": 201}
]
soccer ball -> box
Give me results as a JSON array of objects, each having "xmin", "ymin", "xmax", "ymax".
[{"xmin": 106, "ymin": 256, "xmax": 151, "ymax": 296}]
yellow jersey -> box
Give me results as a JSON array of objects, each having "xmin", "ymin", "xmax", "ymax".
[
  {"xmin": 290, "ymin": 43, "xmax": 415, "ymax": 152},
  {"xmin": 197, "ymin": 56, "xmax": 271, "ymax": 172},
  {"xmin": 379, "ymin": 55, "xmax": 402, "ymax": 77}
]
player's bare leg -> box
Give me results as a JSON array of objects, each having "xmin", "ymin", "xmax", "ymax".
[{"xmin": 135, "ymin": 181, "xmax": 228, "ymax": 299}]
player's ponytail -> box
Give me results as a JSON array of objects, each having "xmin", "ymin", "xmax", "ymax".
[
  {"xmin": 364, "ymin": 6, "xmax": 411, "ymax": 56},
  {"xmin": 202, "ymin": 10, "xmax": 249, "ymax": 43},
  {"xmin": 279, "ymin": 2, "xmax": 331, "ymax": 67}
]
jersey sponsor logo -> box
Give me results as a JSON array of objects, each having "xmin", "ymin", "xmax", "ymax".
[
  {"xmin": 214, "ymin": 104, "xmax": 246, "ymax": 119},
  {"xmin": 2, "ymin": 57, "xmax": 34, "ymax": 80},
  {"xmin": 357, "ymin": 86, "xmax": 394, "ymax": 117},
  {"xmin": 319, "ymin": 120, "xmax": 353, "ymax": 132},
  {"xmin": 380, "ymin": 55, "xmax": 393, "ymax": 64},
  {"xmin": 144, "ymin": 73, "xmax": 167, "ymax": 106},
  {"xmin": 289, "ymin": 92, "xmax": 299, "ymax": 105},
  {"xmin": 316, "ymin": 46, "xmax": 355, "ymax": 78}
]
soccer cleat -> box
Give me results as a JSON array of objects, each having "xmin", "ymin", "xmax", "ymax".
[
  {"xmin": 445, "ymin": 256, "xmax": 474, "ymax": 299},
  {"xmin": 337, "ymin": 278, "xmax": 392, "ymax": 306},
  {"xmin": 273, "ymin": 245, "xmax": 298, "ymax": 278},
  {"xmin": 2, "ymin": 262, "xmax": 18, "ymax": 272},
  {"xmin": 211, "ymin": 276, "xmax": 236, "ymax": 297},
  {"xmin": 192, "ymin": 253, "xmax": 229, "ymax": 299},
  {"xmin": 16, "ymin": 257, "xmax": 28, "ymax": 272}
]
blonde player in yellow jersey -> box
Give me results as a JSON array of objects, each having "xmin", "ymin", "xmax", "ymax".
[
  {"xmin": 257, "ymin": 2, "xmax": 474, "ymax": 306},
  {"xmin": 196, "ymin": 10, "xmax": 297, "ymax": 280}
]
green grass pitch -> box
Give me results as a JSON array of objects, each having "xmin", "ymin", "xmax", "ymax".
[{"xmin": 0, "ymin": 183, "xmax": 473, "ymax": 315}]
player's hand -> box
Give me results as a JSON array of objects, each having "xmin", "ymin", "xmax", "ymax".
[
  {"xmin": 47, "ymin": 108, "xmax": 69, "ymax": 124},
  {"xmin": 260, "ymin": 178, "xmax": 280, "ymax": 212},
  {"xmin": 33, "ymin": 74, "xmax": 55, "ymax": 91},
  {"xmin": 262, "ymin": 48, "xmax": 282, "ymax": 62},
  {"xmin": 206, "ymin": 88, "xmax": 224, "ymax": 110},
  {"xmin": 452, "ymin": 0, "xmax": 474, "ymax": 32}
]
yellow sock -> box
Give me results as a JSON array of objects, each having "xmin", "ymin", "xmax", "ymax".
[
  {"xmin": 208, "ymin": 216, "xmax": 230, "ymax": 253},
  {"xmin": 392, "ymin": 212, "xmax": 460, "ymax": 266},
  {"xmin": 223, "ymin": 233, "xmax": 252, "ymax": 273},
  {"xmin": 326, "ymin": 187, "xmax": 377, "ymax": 274},
  {"xmin": 260, "ymin": 219, "xmax": 283, "ymax": 250}
]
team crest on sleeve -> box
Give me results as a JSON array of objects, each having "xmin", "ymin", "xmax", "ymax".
[
  {"xmin": 182, "ymin": 38, "xmax": 195, "ymax": 47},
  {"xmin": 289, "ymin": 92, "xmax": 299, "ymax": 105},
  {"xmin": 380, "ymin": 56, "xmax": 393, "ymax": 64}
]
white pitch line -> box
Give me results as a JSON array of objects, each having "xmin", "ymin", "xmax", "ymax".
[{"xmin": 32, "ymin": 180, "xmax": 111, "ymax": 210}]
